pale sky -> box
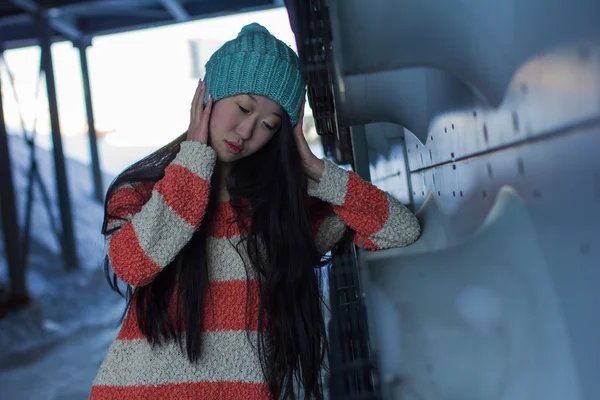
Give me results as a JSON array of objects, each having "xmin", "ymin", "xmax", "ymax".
[{"xmin": 2, "ymin": 7, "xmax": 304, "ymax": 149}]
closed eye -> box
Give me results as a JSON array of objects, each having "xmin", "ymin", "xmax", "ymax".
[
  {"xmin": 263, "ymin": 122, "xmax": 274, "ymax": 131},
  {"xmin": 238, "ymin": 105, "xmax": 250, "ymax": 114}
]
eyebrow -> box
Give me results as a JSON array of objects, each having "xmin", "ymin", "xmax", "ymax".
[{"xmin": 246, "ymin": 94, "xmax": 282, "ymax": 118}]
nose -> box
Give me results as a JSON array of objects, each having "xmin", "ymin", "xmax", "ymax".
[{"xmin": 235, "ymin": 119, "xmax": 254, "ymax": 141}]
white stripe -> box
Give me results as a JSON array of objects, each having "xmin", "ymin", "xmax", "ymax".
[
  {"xmin": 370, "ymin": 193, "xmax": 421, "ymax": 249},
  {"xmin": 307, "ymin": 159, "xmax": 349, "ymax": 206},
  {"xmin": 131, "ymin": 191, "xmax": 196, "ymax": 267},
  {"xmin": 314, "ymin": 213, "xmax": 348, "ymax": 255},
  {"xmin": 206, "ymin": 236, "xmax": 258, "ymax": 281},
  {"xmin": 173, "ymin": 141, "xmax": 216, "ymax": 179},
  {"xmin": 93, "ymin": 331, "xmax": 264, "ymax": 387}
]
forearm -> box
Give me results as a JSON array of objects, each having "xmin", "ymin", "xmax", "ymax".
[
  {"xmin": 309, "ymin": 158, "xmax": 420, "ymax": 251},
  {"xmin": 108, "ymin": 141, "xmax": 216, "ymax": 286}
]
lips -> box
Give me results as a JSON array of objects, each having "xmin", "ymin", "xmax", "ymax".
[{"xmin": 225, "ymin": 141, "xmax": 242, "ymax": 154}]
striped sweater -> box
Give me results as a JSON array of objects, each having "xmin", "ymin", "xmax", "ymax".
[{"xmin": 90, "ymin": 141, "xmax": 420, "ymax": 400}]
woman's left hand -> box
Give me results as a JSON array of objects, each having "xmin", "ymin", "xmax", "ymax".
[{"xmin": 293, "ymin": 100, "xmax": 325, "ymax": 181}]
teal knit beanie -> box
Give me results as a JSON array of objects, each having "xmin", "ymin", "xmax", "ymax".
[{"xmin": 203, "ymin": 23, "xmax": 305, "ymax": 126}]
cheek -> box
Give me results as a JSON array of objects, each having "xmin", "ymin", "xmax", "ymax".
[{"xmin": 209, "ymin": 104, "xmax": 237, "ymax": 136}]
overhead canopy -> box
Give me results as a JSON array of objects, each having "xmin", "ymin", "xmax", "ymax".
[{"xmin": 0, "ymin": 0, "xmax": 282, "ymax": 49}]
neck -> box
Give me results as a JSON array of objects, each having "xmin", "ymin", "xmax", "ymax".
[{"xmin": 217, "ymin": 161, "xmax": 234, "ymax": 202}]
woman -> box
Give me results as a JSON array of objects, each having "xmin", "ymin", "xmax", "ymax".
[{"xmin": 91, "ymin": 23, "xmax": 420, "ymax": 400}]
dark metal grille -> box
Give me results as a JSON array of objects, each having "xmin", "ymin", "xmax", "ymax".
[
  {"xmin": 286, "ymin": 0, "xmax": 338, "ymax": 138},
  {"xmin": 327, "ymin": 246, "xmax": 382, "ymax": 400}
]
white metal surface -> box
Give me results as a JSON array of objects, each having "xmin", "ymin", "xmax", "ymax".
[{"xmin": 325, "ymin": 1, "xmax": 600, "ymax": 399}]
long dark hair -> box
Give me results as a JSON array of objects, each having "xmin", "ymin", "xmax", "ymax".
[{"xmin": 102, "ymin": 114, "xmax": 330, "ymax": 399}]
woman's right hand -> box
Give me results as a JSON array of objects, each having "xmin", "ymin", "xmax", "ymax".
[{"xmin": 187, "ymin": 79, "xmax": 213, "ymax": 143}]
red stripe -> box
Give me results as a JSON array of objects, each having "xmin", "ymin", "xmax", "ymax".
[
  {"xmin": 117, "ymin": 280, "xmax": 260, "ymax": 340},
  {"xmin": 157, "ymin": 164, "xmax": 211, "ymax": 227},
  {"xmin": 204, "ymin": 279, "xmax": 260, "ymax": 331},
  {"xmin": 208, "ymin": 202, "xmax": 241, "ymax": 238},
  {"xmin": 353, "ymin": 234, "xmax": 380, "ymax": 250},
  {"xmin": 90, "ymin": 381, "xmax": 271, "ymax": 400},
  {"xmin": 108, "ymin": 223, "xmax": 162, "ymax": 287},
  {"xmin": 107, "ymin": 183, "xmax": 153, "ymax": 219},
  {"xmin": 334, "ymin": 172, "xmax": 389, "ymax": 235}
]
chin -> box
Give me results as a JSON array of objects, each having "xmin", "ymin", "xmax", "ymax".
[{"xmin": 215, "ymin": 149, "xmax": 239, "ymax": 163}]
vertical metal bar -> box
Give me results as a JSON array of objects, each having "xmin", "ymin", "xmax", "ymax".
[
  {"xmin": 350, "ymin": 125, "xmax": 372, "ymax": 182},
  {"xmin": 401, "ymin": 128, "xmax": 415, "ymax": 206},
  {"xmin": 21, "ymin": 155, "xmax": 35, "ymax": 272},
  {"xmin": 77, "ymin": 41, "xmax": 104, "ymax": 203},
  {"xmin": 0, "ymin": 54, "xmax": 27, "ymax": 294},
  {"xmin": 39, "ymin": 16, "xmax": 78, "ymax": 270}
]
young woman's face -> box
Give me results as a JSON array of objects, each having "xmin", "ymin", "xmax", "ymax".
[{"xmin": 208, "ymin": 94, "xmax": 283, "ymax": 163}]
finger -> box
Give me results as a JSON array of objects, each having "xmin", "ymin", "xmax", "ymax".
[
  {"xmin": 294, "ymin": 121, "xmax": 305, "ymax": 139},
  {"xmin": 196, "ymin": 81, "xmax": 207, "ymax": 116},
  {"xmin": 299, "ymin": 100, "xmax": 306, "ymax": 124},
  {"xmin": 294, "ymin": 101, "xmax": 306, "ymax": 129},
  {"xmin": 200, "ymin": 81, "xmax": 207, "ymax": 107},
  {"xmin": 193, "ymin": 80, "xmax": 203, "ymax": 107},
  {"xmin": 200, "ymin": 94, "xmax": 213, "ymax": 134},
  {"xmin": 293, "ymin": 125, "xmax": 309, "ymax": 151},
  {"xmin": 294, "ymin": 129, "xmax": 314, "ymax": 162},
  {"xmin": 191, "ymin": 80, "xmax": 203, "ymax": 118}
]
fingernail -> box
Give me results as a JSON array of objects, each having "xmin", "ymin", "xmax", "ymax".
[{"xmin": 208, "ymin": 94, "xmax": 212, "ymax": 101}]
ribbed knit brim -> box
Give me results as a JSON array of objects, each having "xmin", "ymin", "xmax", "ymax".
[{"xmin": 203, "ymin": 23, "xmax": 305, "ymax": 126}]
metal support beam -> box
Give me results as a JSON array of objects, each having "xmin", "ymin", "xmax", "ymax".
[
  {"xmin": 39, "ymin": 16, "xmax": 78, "ymax": 270},
  {"xmin": 9, "ymin": 0, "xmax": 83, "ymax": 42},
  {"xmin": 48, "ymin": 16, "xmax": 82, "ymax": 42},
  {"xmin": 159, "ymin": 0, "xmax": 190, "ymax": 22},
  {"xmin": 0, "ymin": 53, "xmax": 27, "ymax": 294},
  {"xmin": 77, "ymin": 42, "xmax": 104, "ymax": 203},
  {"xmin": 350, "ymin": 125, "xmax": 372, "ymax": 182},
  {"xmin": 401, "ymin": 130, "xmax": 415, "ymax": 206}
]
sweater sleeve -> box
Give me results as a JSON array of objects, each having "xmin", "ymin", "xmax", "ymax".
[
  {"xmin": 106, "ymin": 141, "xmax": 216, "ymax": 286},
  {"xmin": 308, "ymin": 158, "xmax": 420, "ymax": 254}
]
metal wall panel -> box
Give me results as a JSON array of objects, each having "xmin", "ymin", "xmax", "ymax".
[
  {"xmin": 295, "ymin": 0, "xmax": 600, "ymax": 398},
  {"xmin": 361, "ymin": 43, "xmax": 600, "ymax": 400}
]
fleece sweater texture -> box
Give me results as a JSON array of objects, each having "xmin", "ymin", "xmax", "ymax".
[{"xmin": 90, "ymin": 141, "xmax": 420, "ymax": 400}]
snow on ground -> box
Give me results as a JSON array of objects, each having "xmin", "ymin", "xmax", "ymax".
[{"xmin": 0, "ymin": 134, "xmax": 126, "ymax": 400}]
